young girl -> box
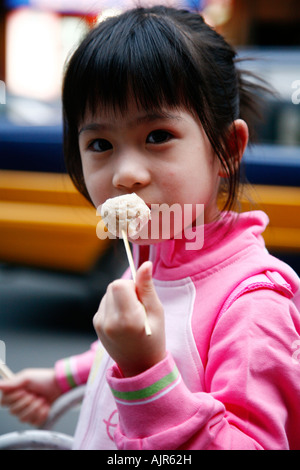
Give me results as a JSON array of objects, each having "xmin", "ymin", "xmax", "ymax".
[{"xmin": 1, "ymin": 5, "xmax": 300, "ymax": 450}]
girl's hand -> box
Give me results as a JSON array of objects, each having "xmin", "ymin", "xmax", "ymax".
[
  {"xmin": 0, "ymin": 368, "xmax": 62, "ymax": 426},
  {"xmin": 93, "ymin": 261, "xmax": 166, "ymax": 377}
]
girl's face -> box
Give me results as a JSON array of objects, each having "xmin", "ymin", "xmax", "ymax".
[{"xmin": 78, "ymin": 100, "xmax": 221, "ymax": 243}]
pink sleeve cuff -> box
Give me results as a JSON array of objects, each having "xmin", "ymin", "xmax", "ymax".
[
  {"xmin": 107, "ymin": 352, "xmax": 179, "ymax": 404},
  {"xmin": 106, "ymin": 352, "xmax": 222, "ymax": 446},
  {"xmin": 54, "ymin": 341, "xmax": 99, "ymax": 393}
]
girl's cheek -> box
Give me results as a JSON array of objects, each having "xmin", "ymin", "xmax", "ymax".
[
  {"xmin": 161, "ymin": 169, "xmax": 179, "ymax": 191},
  {"xmin": 84, "ymin": 170, "xmax": 108, "ymax": 205}
]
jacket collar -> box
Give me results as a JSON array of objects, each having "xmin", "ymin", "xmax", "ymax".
[{"xmin": 133, "ymin": 211, "xmax": 269, "ymax": 281}]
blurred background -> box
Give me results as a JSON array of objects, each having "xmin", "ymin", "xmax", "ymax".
[{"xmin": 0, "ymin": 0, "xmax": 299, "ymax": 437}]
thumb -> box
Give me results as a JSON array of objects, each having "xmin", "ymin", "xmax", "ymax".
[{"xmin": 136, "ymin": 261, "xmax": 158, "ymax": 308}]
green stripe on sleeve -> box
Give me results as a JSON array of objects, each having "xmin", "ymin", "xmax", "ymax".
[
  {"xmin": 110, "ymin": 365, "xmax": 179, "ymax": 402},
  {"xmin": 64, "ymin": 358, "xmax": 77, "ymax": 389}
]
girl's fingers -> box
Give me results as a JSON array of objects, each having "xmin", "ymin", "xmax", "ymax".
[
  {"xmin": 95, "ymin": 262, "xmax": 163, "ymax": 338},
  {"xmin": 0, "ymin": 389, "xmax": 26, "ymax": 406},
  {"xmin": 9, "ymin": 392, "xmax": 35, "ymax": 415},
  {"xmin": 3, "ymin": 390, "xmax": 49, "ymax": 425},
  {"xmin": 18, "ymin": 397, "xmax": 49, "ymax": 425},
  {"xmin": 101, "ymin": 279, "xmax": 142, "ymax": 326},
  {"xmin": 0, "ymin": 375, "xmax": 29, "ymax": 392},
  {"xmin": 111, "ymin": 280, "xmax": 147, "ymax": 332}
]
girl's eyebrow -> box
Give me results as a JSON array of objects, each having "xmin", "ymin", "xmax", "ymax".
[
  {"xmin": 78, "ymin": 123, "xmax": 107, "ymax": 135},
  {"xmin": 134, "ymin": 112, "xmax": 182, "ymax": 126},
  {"xmin": 78, "ymin": 112, "xmax": 182, "ymax": 135}
]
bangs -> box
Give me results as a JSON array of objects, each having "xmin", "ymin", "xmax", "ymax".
[{"xmin": 63, "ymin": 10, "xmax": 197, "ymax": 126}]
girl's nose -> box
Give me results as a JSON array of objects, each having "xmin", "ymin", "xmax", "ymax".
[{"xmin": 112, "ymin": 154, "xmax": 151, "ymax": 190}]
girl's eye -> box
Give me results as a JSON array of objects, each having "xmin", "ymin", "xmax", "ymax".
[
  {"xmin": 146, "ymin": 130, "xmax": 172, "ymax": 144},
  {"xmin": 88, "ymin": 139, "xmax": 112, "ymax": 152}
]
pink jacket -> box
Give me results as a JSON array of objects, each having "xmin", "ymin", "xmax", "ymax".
[{"xmin": 55, "ymin": 211, "xmax": 300, "ymax": 450}]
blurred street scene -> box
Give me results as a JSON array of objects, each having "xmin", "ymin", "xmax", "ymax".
[{"xmin": 0, "ymin": 0, "xmax": 299, "ymax": 440}]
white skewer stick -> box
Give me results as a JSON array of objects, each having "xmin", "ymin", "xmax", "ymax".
[
  {"xmin": 0, "ymin": 363, "xmax": 14, "ymax": 379},
  {"xmin": 122, "ymin": 230, "xmax": 137, "ymax": 283},
  {"xmin": 121, "ymin": 230, "xmax": 152, "ymax": 336}
]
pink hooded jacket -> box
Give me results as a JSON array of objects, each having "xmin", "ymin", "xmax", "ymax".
[{"xmin": 55, "ymin": 211, "xmax": 300, "ymax": 450}]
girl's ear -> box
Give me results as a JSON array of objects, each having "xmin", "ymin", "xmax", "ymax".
[{"xmin": 218, "ymin": 119, "xmax": 249, "ymax": 177}]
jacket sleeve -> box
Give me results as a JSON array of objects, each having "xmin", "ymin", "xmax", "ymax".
[
  {"xmin": 54, "ymin": 341, "xmax": 99, "ymax": 393},
  {"xmin": 106, "ymin": 289, "xmax": 300, "ymax": 450}
]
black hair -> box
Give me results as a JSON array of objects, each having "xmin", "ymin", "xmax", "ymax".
[{"xmin": 62, "ymin": 5, "xmax": 266, "ymax": 209}]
